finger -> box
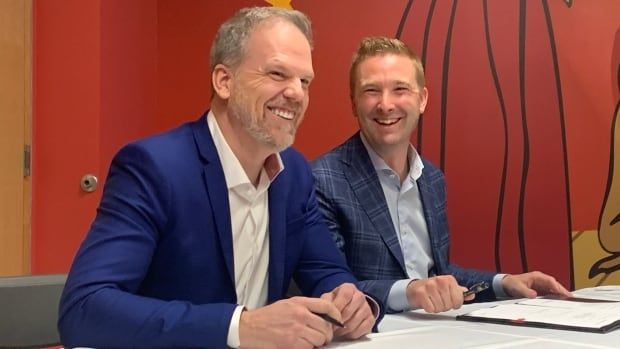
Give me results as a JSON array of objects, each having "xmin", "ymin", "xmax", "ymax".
[
  {"xmin": 349, "ymin": 314, "xmax": 374, "ymax": 339},
  {"xmin": 431, "ymin": 276, "xmax": 459, "ymax": 311},
  {"xmin": 340, "ymin": 290, "xmax": 365, "ymax": 323},
  {"xmin": 340, "ymin": 296, "xmax": 369, "ymax": 336},
  {"xmin": 331, "ymin": 284, "xmax": 355, "ymax": 311},
  {"xmin": 336, "ymin": 312, "xmax": 374, "ymax": 340},
  {"xmin": 458, "ymin": 285, "xmax": 475, "ymax": 302},
  {"xmin": 549, "ymin": 281, "xmax": 572, "ymax": 297},
  {"xmin": 294, "ymin": 296, "xmax": 343, "ymax": 323},
  {"xmin": 463, "ymin": 285, "xmax": 475, "ymax": 302},
  {"xmin": 422, "ymin": 294, "xmax": 437, "ymax": 313},
  {"xmin": 450, "ymin": 285, "xmax": 465, "ymax": 309},
  {"xmin": 296, "ymin": 334, "xmax": 322, "ymax": 349},
  {"xmin": 511, "ymin": 283, "xmax": 538, "ymax": 298},
  {"xmin": 436, "ymin": 286, "xmax": 453, "ymax": 312},
  {"xmin": 304, "ymin": 312, "xmax": 334, "ymax": 345},
  {"xmin": 428, "ymin": 286, "xmax": 449, "ymax": 312},
  {"xmin": 294, "ymin": 339, "xmax": 313, "ymax": 349},
  {"xmin": 321, "ymin": 291, "xmax": 334, "ymax": 302}
]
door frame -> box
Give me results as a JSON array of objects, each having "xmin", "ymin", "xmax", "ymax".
[{"xmin": 0, "ymin": 0, "xmax": 32, "ymax": 276}]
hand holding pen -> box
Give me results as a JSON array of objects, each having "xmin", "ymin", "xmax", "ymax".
[
  {"xmin": 463, "ymin": 281, "xmax": 490, "ymax": 297},
  {"xmin": 407, "ymin": 275, "xmax": 482, "ymax": 313},
  {"xmin": 320, "ymin": 283, "xmax": 376, "ymax": 340},
  {"xmin": 239, "ymin": 296, "xmax": 341, "ymax": 348}
]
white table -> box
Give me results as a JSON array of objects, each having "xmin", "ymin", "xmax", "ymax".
[{"xmin": 327, "ymin": 300, "xmax": 620, "ymax": 348}]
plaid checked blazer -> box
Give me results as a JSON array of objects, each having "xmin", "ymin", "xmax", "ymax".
[{"xmin": 312, "ymin": 133, "xmax": 497, "ymax": 311}]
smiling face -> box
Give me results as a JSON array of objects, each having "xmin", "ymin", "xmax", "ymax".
[
  {"xmin": 223, "ymin": 19, "xmax": 314, "ymax": 153},
  {"xmin": 352, "ymin": 53, "xmax": 428, "ymax": 157}
]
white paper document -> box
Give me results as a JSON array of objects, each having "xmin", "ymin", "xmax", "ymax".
[
  {"xmin": 457, "ymin": 286, "xmax": 620, "ymax": 332},
  {"xmin": 573, "ymin": 285, "xmax": 620, "ymax": 302}
]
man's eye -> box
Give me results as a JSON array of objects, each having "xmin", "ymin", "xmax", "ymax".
[{"xmin": 269, "ymin": 71, "xmax": 285, "ymax": 80}]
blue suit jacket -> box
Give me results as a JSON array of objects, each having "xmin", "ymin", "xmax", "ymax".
[
  {"xmin": 311, "ymin": 133, "xmax": 497, "ymax": 311},
  {"xmin": 58, "ymin": 114, "xmax": 361, "ymax": 348}
]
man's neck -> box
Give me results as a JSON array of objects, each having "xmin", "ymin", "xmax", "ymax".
[
  {"xmin": 211, "ymin": 104, "xmax": 272, "ymax": 186},
  {"xmin": 377, "ymin": 146, "xmax": 410, "ymax": 184}
]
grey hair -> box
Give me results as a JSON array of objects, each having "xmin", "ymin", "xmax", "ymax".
[{"xmin": 209, "ymin": 6, "xmax": 313, "ymax": 71}]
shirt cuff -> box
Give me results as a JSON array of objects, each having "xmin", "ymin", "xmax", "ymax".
[
  {"xmin": 365, "ymin": 294, "xmax": 381, "ymax": 320},
  {"xmin": 226, "ymin": 305, "xmax": 245, "ymax": 348},
  {"xmin": 492, "ymin": 273, "xmax": 509, "ymax": 298},
  {"xmin": 387, "ymin": 279, "xmax": 415, "ymax": 312}
]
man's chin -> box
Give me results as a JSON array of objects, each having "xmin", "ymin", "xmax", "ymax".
[
  {"xmin": 248, "ymin": 127, "xmax": 295, "ymax": 153},
  {"xmin": 272, "ymin": 140, "xmax": 293, "ymax": 152},
  {"xmin": 271, "ymin": 136, "xmax": 294, "ymax": 152}
]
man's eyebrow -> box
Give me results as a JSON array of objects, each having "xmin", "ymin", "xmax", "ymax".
[
  {"xmin": 359, "ymin": 81, "xmax": 378, "ymax": 88},
  {"xmin": 302, "ymin": 72, "xmax": 315, "ymax": 81},
  {"xmin": 265, "ymin": 63, "xmax": 313, "ymax": 80},
  {"xmin": 393, "ymin": 80, "xmax": 413, "ymax": 87}
]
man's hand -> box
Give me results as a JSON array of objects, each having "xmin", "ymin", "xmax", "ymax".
[
  {"xmin": 406, "ymin": 275, "xmax": 471, "ymax": 313},
  {"xmin": 502, "ymin": 271, "xmax": 572, "ymax": 299},
  {"xmin": 239, "ymin": 296, "xmax": 341, "ymax": 349},
  {"xmin": 321, "ymin": 283, "xmax": 375, "ymax": 340}
]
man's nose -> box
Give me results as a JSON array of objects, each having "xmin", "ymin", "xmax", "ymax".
[
  {"xmin": 377, "ymin": 91, "xmax": 396, "ymax": 113},
  {"xmin": 283, "ymin": 78, "xmax": 305, "ymax": 101}
]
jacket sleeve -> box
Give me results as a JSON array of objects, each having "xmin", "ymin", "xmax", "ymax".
[
  {"xmin": 310, "ymin": 159, "xmax": 389, "ymax": 318},
  {"xmin": 58, "ymin": 143, "xmax": 235, "ymax": 349}
]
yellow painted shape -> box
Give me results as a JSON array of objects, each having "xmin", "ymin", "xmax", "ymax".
[
  {"xmin": 264, "ymin": 0, "xmax": 293, "ymax": 10},
  {"xmin": 598, "ymin": 105, "xmax": 620, "ymax": 252},
  {"xmin": 572, "ymin": 230, "xmax": 620, "ymax": 289}
]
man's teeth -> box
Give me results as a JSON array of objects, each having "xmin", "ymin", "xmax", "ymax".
[
  {"xmin": 270, "ymin": 107, "xmax": 295, "ymax": 120},
  {"xmin": 376, "ymin": 119, "xmax": 399, "ymax": 125}
]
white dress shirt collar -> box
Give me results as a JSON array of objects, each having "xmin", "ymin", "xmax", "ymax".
[
  {"xmin": 207, "ymin": 110, "xmax": 284, "ymax": 190},
  {"xmin": 360, "ymin": 132, "xmax": 424, "ymax": 182}
]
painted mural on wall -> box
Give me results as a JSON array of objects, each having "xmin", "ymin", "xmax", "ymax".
[
  {"xmin": 594, "ymin": 25, "xmax": 620, "ymax": 280},
  {"xmin": 396, "ymin": 0, "xmax": 575, "ymax": 287},
  {"xmin": 263, "ymin": 0, "xmax": 618, "ymax": 289},
  {"xmin": 284, "ymin": 0, "xmax": 620, "ymax": 287}
]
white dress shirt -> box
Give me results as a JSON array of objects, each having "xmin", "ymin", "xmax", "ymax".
[{"xmin": 207, "ymin": 112, "xmax": 283, "ymax": 348}]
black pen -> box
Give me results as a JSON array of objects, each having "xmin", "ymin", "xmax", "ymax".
[
  {"xmin": 463, "ymin": 281, "xmax": 489, "ymax": 297},
  {"xmin": 312, "ymin": 312, "xmax": 345, "ymax": 328}
]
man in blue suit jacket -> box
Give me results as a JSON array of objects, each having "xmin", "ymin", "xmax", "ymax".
[
  {"xmin": 312, "ymin": 37, "xmax": 571, "ymax": 314},
  {"xmin": 58, "ymin": 8, "xmax": 377, "ymax": 348}
]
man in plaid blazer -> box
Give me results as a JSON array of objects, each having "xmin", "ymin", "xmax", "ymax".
[{"xmin": 312, "ymin": 37, "xmax": 571, "ymax": 314}]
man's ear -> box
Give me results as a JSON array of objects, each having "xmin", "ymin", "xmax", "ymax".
[
  {"xmin": 350, "ymin": 92, "xmax": 358, "ymax": 118},
  {"xmin": 419, "ymin": 87, "xmax": 429, "ymax": 114},
  {"xmin": 212, "ymin": 64, "xmax": 233, "ymax": 100}
]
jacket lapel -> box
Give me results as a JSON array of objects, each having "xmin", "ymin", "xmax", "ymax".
[
  {"xmin": 192, "ymin": 113, "xmax": 235, "ymax": 289},
  {"xmin": 341, "ymin": 133, "xmax": 407, "ymax": 274},
  {"xmin": 416, "ymin": 163, "xmax": 441, "ymax": 275},
  {"xmin": 267, "ymin": 178, "xmax": 287, "ymax": 303}
]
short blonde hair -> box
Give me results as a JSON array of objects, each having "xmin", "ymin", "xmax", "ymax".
[{"xmin": 349, "ymin": 37, "xmax": 425, "ymax": 98}]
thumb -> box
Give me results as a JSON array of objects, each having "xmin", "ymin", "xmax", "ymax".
[
  {"xmin": 321, "ymin": 291, "xmax": 334, "ymax": 302},
  {"xmin": 461, "ymin": 286, "xmax": 475, "ymax": 302},
  {"xmin": 510, "ymin": 283, "xmax": 537, "ymax": 298}
]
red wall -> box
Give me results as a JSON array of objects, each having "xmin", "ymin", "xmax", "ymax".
[
  {"xmin": 31, "ymin": 0, "xmax": 619, "ymax": 288},
  {"xmin": 32, "ymin": 0, "xmax": 159, "ymax": 273},
  {"xmin": 33, "ymin": 0, "xmax": 102, "ymax": 273}
]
